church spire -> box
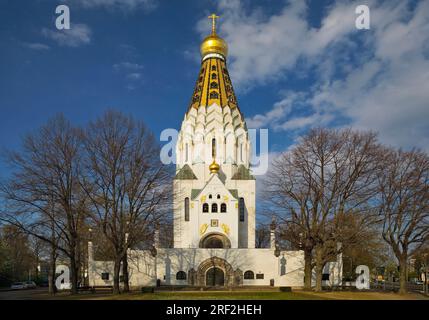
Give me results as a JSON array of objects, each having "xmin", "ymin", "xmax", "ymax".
[{"xmin": 188, "ymin": 14, "xmax": 239, "ymax": 111}]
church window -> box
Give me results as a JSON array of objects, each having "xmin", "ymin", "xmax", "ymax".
[
  {"xmin": 244, "ymin": 270, "xmax": 254, "ymax": 280},
  {"xmin": 226, "ymin": 85, "xmax": 231, "ymax": 92},
  {"xmin": 211, "ymin": 65, "xmax": 217, "ymax": 71},
  {"xmin": 199, "ymin": 76, "xmax": 203, "ymax": 82},
  {"xmin": 210, "ymin": 91, "xmax": 219, "ymax": 99},
  {"xmin": 210, "ymin": 81, "xmax": 218, "ymax": 89},
  {"xmin": 220, "ymin": 203, "xmax": 227, "ymax": 213},
  {"xmin": 193, "ymin": 95, "xmax": 199, "ymax": 103},
  {"xmin": 185, "ymin": 143, "xmax": 189, "ymax": 162},
  {"xmin": 209, "ymin": 194, "xmax": 212, "ymax": 199},
  {"xmin": 211, "ymin": 73, "xmax": 217, "ymax": 79},
  {"xmin": 217, "ymin": 194, "xmax": 220, "ymax": 199},
  {"xmin": 101, "ymin": 273, "xmax": 109, "ymax": 280},
  {"xmin": 203, "ymin": 203, "xmax": 209, "ymax": 213},
  {"xmin": 201, "ymin": 68, "xmax": 205, "ymax": 74},
  {"xmin": 212, "ymin": 203, "xmax": 218, "ymax": 213},
  {"xmin": 240, "ymin": 143, "xmax": 243, "ymax": 162},
  {"xmin": 176, "ymin": 271, "xmax": 187, "ymax": 280},
  {"xmin": 256, "ymin": 273, "xmax": 264, "ymax": 279},
  {"xmin": 212, "ymin": 138, "xmax": 216, "ymax": 158},
  {"xmin": 184, "ymin": 197, "xmax": 190, "ymax": 221},
  {"xmin": 239, "ymin": 198, "xmax": 245, "ymax": 222}
]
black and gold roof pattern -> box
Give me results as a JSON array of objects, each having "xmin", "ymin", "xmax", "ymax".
[{"xmin": 188, "ymin": 57, "xmax": 239, "ymax": 111}]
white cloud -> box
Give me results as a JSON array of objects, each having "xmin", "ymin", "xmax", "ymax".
[
  {"xmin": 22, "ymin": 42, "xmax": 50, "ymax": 50},
  {"xmin": 211, "ymin": 0, "xmax": 429, "ymax": 151},
  {"xmin": 42, "ymin": 24, "xmax": 91, "ymax": 47},
  {"xmin": 70, "ymin": 0, "xmax": 157, "ymax": 11},
  {"xmin": 113, "ymin": 62, "xmax": 144, "ymax": 72},
  {"xmin": 113, "ymin": 61, "xmax": 144, "ymax": 88}
]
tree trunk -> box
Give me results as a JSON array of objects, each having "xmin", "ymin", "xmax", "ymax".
[
  {"xmin": 113, "ymin": 259, "xmax": 121, "ymax": 294},
  {"xmin": 69, "ymin": 255, "xmax": 78, "ymax": 295},
  {"xmin": 122, "ymin": 254, "xmax": 130, "ymax": 293},
  {"xmin": 314, "ymin": 246, "xmax": 324, "ymax": 292},
  {"xmin": 399, "ymin": 257, "xmax": 408, "ymax": 295},
  {"xmin": 303, "ymin": 247, "xmax": 313, "ymax": 290},
  {"xmin": 48, "ymin": 246, "xmax": 57, "ymax": 295}
]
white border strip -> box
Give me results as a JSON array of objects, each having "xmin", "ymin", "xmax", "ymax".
[{"xmin": 202, "ymin": 53, "xmax": 225, "ymax": 61}]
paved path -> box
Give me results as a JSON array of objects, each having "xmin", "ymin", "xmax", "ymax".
[{"xmin": 0, "ymin": 288, "xmax": 51, "ymax": 300}]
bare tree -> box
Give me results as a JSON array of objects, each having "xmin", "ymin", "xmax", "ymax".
[
  {"xmin": 265, "ymin": 128, "xmax": 381, "ymax": 291},
  {"xmin": 255, "ymin": 224, "xmax": 270, "ymax": 248},
  {"xmin": 0, "ymin": 115, "xmax": 87, "ymax": 294},
  {"xmin": 80, "ymin": 111, "xmax": 170, "ymax": 294},
  {"xmin": 377, "ymin": 148, "xmax": 429, "ymax": 294}
]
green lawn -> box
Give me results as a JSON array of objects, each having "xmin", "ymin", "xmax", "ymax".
[
  {"xmin": 64, "ymin": 290, "xmax": 428, "ymax": 300},
  {"xmin": 90, "ymin": 291, "xmax": 323, "ymax": 300}
]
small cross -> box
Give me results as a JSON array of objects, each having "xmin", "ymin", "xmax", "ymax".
[{"xmin": 208, "ymin": 14, "xmax": 220, "ymax": 34}]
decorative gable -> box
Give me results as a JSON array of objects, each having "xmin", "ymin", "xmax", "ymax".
[
  {"xmin": 231, "ymin": 165, "xmax": 255, "ymax": 180},
  {"xmin": 174, "ymin": 164, "xmax": 197, "ymax": 180}
]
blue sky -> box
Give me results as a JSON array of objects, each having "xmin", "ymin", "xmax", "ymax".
[{"xmin": 1, "ymin": 0, "xmax": 428, "ymax": 179}]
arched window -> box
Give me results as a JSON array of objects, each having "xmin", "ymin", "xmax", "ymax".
[
  {"xmin": 239, "ymin": 198, "xmax": 245, "ymax": 222},
  {"xmin": 209, "ymin": 194, "xmax": 212, "ymax": 199},
  {"xmin": 212, "ymin": 138, "xmax": 216, "ymax": 158},
  {"xmin": 184, "ymin": 198, "xmax": 190, "ymax": 221},
  {"xmin": 210, "ymin": 91, "xmax": 219, "ymax": 99},
  {"xmin": 220, "ymin": 203, "xmax": 227, "ymax": 213},
  {"xmin": 240, "ymin": 143, "xmax": 243, "ymax": 162},
  {"xmin": 185, "ymin": 143, "xmax": 188, "ymax": 162},
  {"xmin": 211, "ymin": 65, "xmax": 217, "ymax": 71},
  {"xmin": 199, "ymin": 76, "xmax": 203, "ymax": 82},
  {"xmin": 203, "ymin": 203, "xmax": 209, "ymax": 213},
  {"xmin": 212, "ymin": 203, "xmax": 218, "ymax": 213},
  {"xmin": 244, "ymin": 270, "xmax": 254, "ymax": 280},
  {"xmin": 210, "ymin": 81, "xmax": 218, "ymax": 89},
  {"xmin": 176, "ymin": 271, "xmax": 187, "ymax": 280},
  {"xmin": 211, "ymin": 73, "xmax": 217, "ymax": 79}
]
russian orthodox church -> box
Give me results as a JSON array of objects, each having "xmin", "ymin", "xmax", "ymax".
[{"xmin": 88, "ymin": 15, "xmax": 342, "ymax": 288}]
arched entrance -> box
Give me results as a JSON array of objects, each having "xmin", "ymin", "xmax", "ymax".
[
  {"xmin": 206, "ymin": 267, "xmax": 225, "ymax": 286},
  {"xmin": 197, "ymin": 256, "xmax": 236, "ymax": 287},
  {"xmin": 199, "ymin": 233, "xmax": 231, "ymax": 248}
]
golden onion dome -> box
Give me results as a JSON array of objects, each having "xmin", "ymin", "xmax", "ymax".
[
  {"xmin": 209, "ymin": 159, "xmax": 220, "ymax": 174},
  {"xmin": 200, "ymin": 34, "xmax": 228, "ymax": 58},
  {"xmin": 200, "ymin": 14, "xmax": 228, "ymax": 59}
]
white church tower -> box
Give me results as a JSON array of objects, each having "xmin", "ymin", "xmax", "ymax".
[{"xmin": 173, "ymin": 14, "xmax": 255, "ymax": 249}]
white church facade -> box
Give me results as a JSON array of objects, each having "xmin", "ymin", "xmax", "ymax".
[{"xmin": 88, "ymin": 15, "xmax": 342, "ymax": 289}]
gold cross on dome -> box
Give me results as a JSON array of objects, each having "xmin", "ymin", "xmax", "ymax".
[{"xmin": 208, "ymin": 14, "xmax": 220, "ymax": 34}]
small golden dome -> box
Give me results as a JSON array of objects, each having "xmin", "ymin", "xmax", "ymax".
[
  {"xmin": 209, "ymin": 159, "xmax": 220, "ymax": 174},
  {"xmin": 200, "ymin": 14, "xmax": 228, "ymax": 59},
  {"xmin": 200, "ymin": 34, "xmax": 228, "ymax": 58}
]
